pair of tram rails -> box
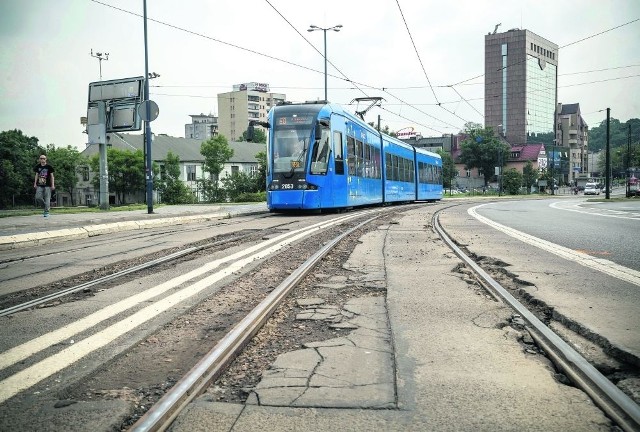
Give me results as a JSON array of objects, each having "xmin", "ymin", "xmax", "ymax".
[{"xmin": 252, "ymin": 101, "xmax": 444, "ymax": 211}]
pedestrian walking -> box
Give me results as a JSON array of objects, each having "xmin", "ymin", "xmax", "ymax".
[{"xmin": 34, "ymin": 154, "xmax": 55, "ymax": 217}]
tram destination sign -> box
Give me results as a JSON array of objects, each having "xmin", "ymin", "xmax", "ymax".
[{"xmin": 277, "ymin": 114, "xmax": 314, "ymax": 125}]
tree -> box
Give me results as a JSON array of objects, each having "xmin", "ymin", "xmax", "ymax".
[
  {"xmin": 89, "ymin": 148, "xmax": 145, "ymax": 204},
  {"xmin": 458, "ymin": 125, "xmax": 511, "ymax": 186},
  {"xmin": 240, "ymin": 127, "xmax": 267, "ymax": 143},
  {"xmin": 461, "ymin": 122, "xmax": 482, "ymax": 133},
  {"xmin": 158, "ymin": 151, "xmax": 195, "ymax": 204},
  {"xmin": 502, "ymin": 168, "xmax": 523, "ymax": 195},
  {"xmin": 604, "ymin": 145, "xmax": 640, "ymax": 177},
  {"xmin": 253, "ymin": 150, "xmax": 267, "ymax": 191},
  {"xmin": 200, "ymin": 135, "xmax": 234, "ymax": 202},
  {"xmin": 437, "ymin": 149, "xmax": 456, "ymax": 189},
  {"xmin": 0, "ymin": 129, "xmax": 43, "ymax": 208},
  {"xmin": 522, "ymin": 161, "xmax": 538, "ymax": 194},
  {"xmin": 220, "ymin": 171, "xmax": 257, "ymax": 201},
  {"xmin": 45, "ymin": 144, "xmax": 84, "ymax": 206},
  {"xmin": 589, "ymin": 117, "xmax": 640, "ymax": 153}
]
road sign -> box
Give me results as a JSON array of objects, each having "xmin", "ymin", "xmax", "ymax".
[
  {"xmin": 87, "ymin": 76, "xmax": 144, "ymax": 133},
  {"xmin": 138, "ymin": 100, "xmax": 159, "ymax": 122}
]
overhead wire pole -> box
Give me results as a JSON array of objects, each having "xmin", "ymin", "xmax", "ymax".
[
  {"xmin": 90, "ymin": 49, "xmax": 110, "ymax": 210},
  {"xmin": 605, "ymin": 107, "xmax": 611, "ymax": 200},
  {"xmin": 307, "ymin": 24, "xmax": 342, "ymax": 102},
  {"xmin": 143, "ymin": 0, "xmax": 154, "ymax": 214}
]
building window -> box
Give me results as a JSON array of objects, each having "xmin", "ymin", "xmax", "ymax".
[
  {"xmin": 186, "ymin": 165, "xmax": 196, "ymax": 181},
  {"xmin": 231, "ymin": 165, "xmax": 239, "ymax": 175}
]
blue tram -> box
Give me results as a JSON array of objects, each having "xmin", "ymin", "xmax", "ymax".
[{"xmin": 256, "ymin": 101, "xmax": 442, "ymax": 211}]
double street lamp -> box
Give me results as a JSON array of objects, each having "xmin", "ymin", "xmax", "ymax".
[{"xmin": 307, "ymin": 24, "xmax": 342, "ymax": 102}]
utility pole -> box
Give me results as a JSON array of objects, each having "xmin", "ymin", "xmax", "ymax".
[
  {"xmin": 143, "ymin": 0, "xmax": 154, "ymax": 214},
  {"xmin": 605, "ymin": 108, "xmax": 611, "ymax": 200},
  {"xmin": 627, "ymin": 123, "xmax": 632, "ymax": 197},
  {"xmin": 90, "ymin": 49, "xmax": 110, "ymax": 210}
]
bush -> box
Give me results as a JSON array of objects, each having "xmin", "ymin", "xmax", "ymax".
[{"xmin": 233, "ymin": 192, "xmax": 266, "ymax": 203}]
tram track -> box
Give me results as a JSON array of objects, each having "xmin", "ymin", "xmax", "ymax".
[
  {"xmin": 129, "ymin": 214, "xmax": 382, "ymax": 431},
  {"xmin": 0, "ymin": 215, "xmax": 298, "ymax": 312},
  {"xmin": 434, "ymin": 211, "xmax": 640, "ymax": 432},
  {"xmin": 0, "ymin": 233, "xmax": 255, "ymax": 318},
  {"xmin": 126, "ymin": 205, "xmax": 640, "ymax": 432},
  {"xmin": 0, "ymin": 208, "xmax": 390, "ymax": 431},
  {"xmin": 2, "ymin": 203, "xmax": 636, "ymax": 431}
]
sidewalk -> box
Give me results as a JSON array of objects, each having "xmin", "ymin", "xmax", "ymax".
[{"xmin": 0, "ymin": 204, "xmax": 267, "ymax": 250}]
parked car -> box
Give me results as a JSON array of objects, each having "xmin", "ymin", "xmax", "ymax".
[{"xmin": 584, "ymin": 182, "xmax": 600, "ymax": 195}]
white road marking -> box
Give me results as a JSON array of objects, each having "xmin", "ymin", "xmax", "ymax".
[
  {"xmin": 0, "ymin": 212, "xmax": 367, "ymax": 403},
  {"xmin": 468, "ymin": 204, "xmax": 640, "ymax": 287},
  {"xmin": 550, "ymin": 201, "xmax": 640, "ymax": 220}
]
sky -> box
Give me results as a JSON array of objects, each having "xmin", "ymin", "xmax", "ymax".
[{"xmin": 1, "ymin": 0, "xmax": 639, "ymax": 150}]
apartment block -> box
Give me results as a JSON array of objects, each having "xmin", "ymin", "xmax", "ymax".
[
  {"xmin": 217, "ymin": 82, "xmax": 286, "ymax": 142},
  {"xmin": 556, "ymin": 103, "xmax": 589, "ymax": 182}
]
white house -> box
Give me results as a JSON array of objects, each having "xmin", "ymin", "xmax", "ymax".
[{"xmin": 76, "ymin": 132, "xmax": 265, "ymax": 205}]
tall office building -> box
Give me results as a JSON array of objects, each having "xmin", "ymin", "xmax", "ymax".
[
  {"xmin": 217, "ymin": 82, "xmax": 286, "ymax": 142},
  {"xmin": 485, "ymin": 29, "xmax": 558, "ymax": 145}
]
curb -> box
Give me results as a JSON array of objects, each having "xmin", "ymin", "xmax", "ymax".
[{"xmin": 0, "ymin": 212, "xmax": 231, "ymax": 250}]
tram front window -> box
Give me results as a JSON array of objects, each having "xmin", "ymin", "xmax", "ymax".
[{"xmin": 273, "ymin": 128, "xmax": 312, "ymax": 173}]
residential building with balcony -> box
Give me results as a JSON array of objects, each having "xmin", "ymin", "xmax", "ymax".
[
  {"xmin": 556, "ymin": 103, "xmax": 589, "ymax": 183},
  {"xmin": 185, "ymin": 113, "xmax": 218, "ymax": 140},
  {"xmin": 217, "ymin": 82, "xmax": 286, "ymax": 142}
]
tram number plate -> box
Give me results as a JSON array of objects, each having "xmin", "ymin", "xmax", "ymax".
[
  {"xmin": 291, "ymin": 161, "xmax": 301, "ymax": 168},
  {"xmin": 281, "ymin": 183, "xmax": 294, "ymax": 190}
]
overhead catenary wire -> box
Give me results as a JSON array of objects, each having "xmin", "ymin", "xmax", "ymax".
[
  {"xmin": 91, "ymin": 0, "xmax": 460, "ymax": 132},
  {"xmin": 394, "ymin": 0, "xmax": 475, "ymax": 126},
  {"xmin": 90, "ymin": 0, "xmax": 636, "ymax": 135}
]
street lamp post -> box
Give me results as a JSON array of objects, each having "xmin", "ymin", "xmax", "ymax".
[{"xmin": 308, "ymin": 24, "xmax": 342, "ymax": 102}]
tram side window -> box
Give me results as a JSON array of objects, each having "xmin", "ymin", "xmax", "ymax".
[
  {"xmin": 372, "ymin": 147, "xmax": 381, "ymax": 179},
  {"xmin": 385, "ymin": 152, "xmax": 392, "ymax": 180},
  {"xmin": 393, "ymin": 155, "xmax": 399, "ymax": 181},
  {"xmin": 419, "ymin": 162, "xmax": 427, "ymax": 183},
  {"xmin": 363, "ymin": 144, "xmax": 371, "ymax": 178},
  {"xmin": 334, "ymin": 131, "xmax": 344, "ymax": 175},
  {"xmin": 409, "ymin": 160, "xmax": 415, "ymax": 183},
  {"xmin": 347, "ymin": 136, "xmax": 356, "ymax": 175},
  {"xmin": 355, "ymin": 139, "xmax": 363, "ymax": 177},
  {"xmin": 310, "ymin": 125, "xmax": 331, "ymax": 175}
]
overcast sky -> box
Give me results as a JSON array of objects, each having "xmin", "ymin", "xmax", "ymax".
[{"xmin": 1, "ymin": 0, "xmax": 638, "ymax": 149}]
